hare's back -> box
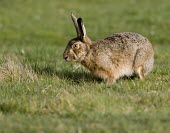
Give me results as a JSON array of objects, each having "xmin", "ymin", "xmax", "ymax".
[
  {"xmin": 104, "ymin": 32, "xmax": 150, "ymax": 47},
  {"xmin": 91, "ymin": 32, "xmax": 152, "ymax": 67}
]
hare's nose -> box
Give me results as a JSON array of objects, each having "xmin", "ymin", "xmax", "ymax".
[{"xmin": 64, "ymin": 56, "xmax": 68, "ymax": 61}]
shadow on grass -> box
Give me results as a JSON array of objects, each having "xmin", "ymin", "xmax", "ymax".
[
  {"xmin": 33, "ymin": 64, "xmax": 101, "ymax": 83},
  {"xmin": 32, "ymin": 63, "xmax": 139, "ymax": 84}
]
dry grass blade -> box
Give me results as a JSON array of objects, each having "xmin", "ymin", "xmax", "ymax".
[{"xmin": 0, "ymin": 58, "xmax": 37, "ymax": 82}]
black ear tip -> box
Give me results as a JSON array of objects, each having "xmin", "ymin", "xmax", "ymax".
[{"xmin": 77, "ymin": 18, "xmax": 83, "ymax": 23}]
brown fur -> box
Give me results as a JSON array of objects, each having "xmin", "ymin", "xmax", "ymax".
[{"xmin": 63, "ymin": 13, "xmax": 154, "ymax": 83}]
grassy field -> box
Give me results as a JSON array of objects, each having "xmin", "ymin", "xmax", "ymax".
[{"xmin": 0, "ymin": 0, "xmax": 170, "ymax": 132}]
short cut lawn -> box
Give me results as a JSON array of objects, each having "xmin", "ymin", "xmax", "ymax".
[{"xmin": 0, "ymin": 0, "xmax": 170, "ymax": 132}]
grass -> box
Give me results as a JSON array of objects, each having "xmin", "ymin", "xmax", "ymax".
[{"xmin": 0, "ymin": 0, "xmax": 170, "ymax": 132}]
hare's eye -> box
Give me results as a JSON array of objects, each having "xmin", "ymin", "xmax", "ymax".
[{"xmin": 73, "ymin": 44, "xmax": 79, "ymax": 49}]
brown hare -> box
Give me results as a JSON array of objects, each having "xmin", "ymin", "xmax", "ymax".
[{"xmin": 63, "ymin": 13, "xmax": 154, "ymax": 83}]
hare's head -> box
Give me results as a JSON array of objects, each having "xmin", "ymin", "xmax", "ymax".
[{"xmin": 63, "ymin": 13, "xmax": 92, "ymax": 62}]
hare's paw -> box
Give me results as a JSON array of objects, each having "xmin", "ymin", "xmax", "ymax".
[
  {"xmin": 105, "ymin": 78, "xmax": 116, "ymax": 84},
  {"xmin": 136, "ymin": 66, "xmax": 145, "ymax": 80}
]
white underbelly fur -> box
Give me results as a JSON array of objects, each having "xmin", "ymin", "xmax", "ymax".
[{"xmin": 118, "ymin": 67, "xmax": 134, "ymax": 78}]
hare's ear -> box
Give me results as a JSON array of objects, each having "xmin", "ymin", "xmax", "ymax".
[
  {"xmin": 71, "ymin": 13, "xmax": 81, "ymax": 37},
  {"xmin": 77, "ymin": 18, "xmax": 92, "ymax": 44}
]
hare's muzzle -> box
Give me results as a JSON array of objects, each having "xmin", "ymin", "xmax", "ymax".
[{"xmin": 64, "ymin": 56, "xmax": 68, "ymax": 61}]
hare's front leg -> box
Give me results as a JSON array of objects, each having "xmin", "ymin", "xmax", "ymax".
[
  {"xmin": 96, "ymin": 70, "xmax": 116, "ymax": 84},
  {"xmin": 105, "ymin": 76, "xmax": 116, "ymax": 84}
]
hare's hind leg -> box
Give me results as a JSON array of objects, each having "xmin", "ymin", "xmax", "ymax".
[
  {"xmin": 136, "ymin": 66, "xmax": 144, "ymax": 80},
  {"xmin": 143, "ymin": 55, "xmax": 154, "ymax": 76},
  {"xmin": 134, "ymin": 48, "xmax": 154, "ymax": 80},
  {"xmin": 133, "ymin": 49, "xmax": 147, "ymax": 80}
]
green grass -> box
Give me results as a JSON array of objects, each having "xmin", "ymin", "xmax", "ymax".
[{"xmin": 0, "ymin": 0, "xmax": 170, "ymax": 132}]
